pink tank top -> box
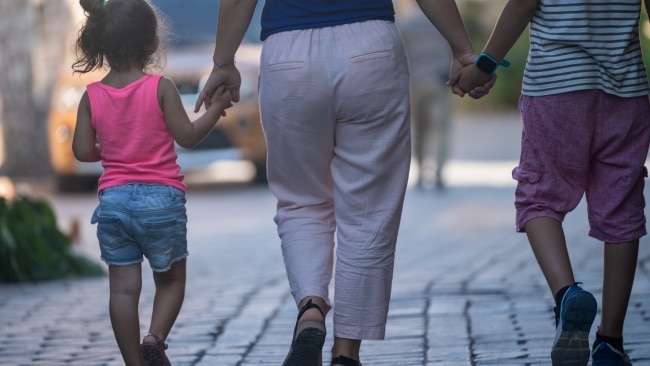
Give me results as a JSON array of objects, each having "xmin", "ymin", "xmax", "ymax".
[{"xmin": 86, "ymin": 74, "xmax": 186, "ymax": 192}]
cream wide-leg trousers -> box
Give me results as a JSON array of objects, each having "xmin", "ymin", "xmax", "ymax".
[{"xmin": 259, "ymin": 20, "xmax": 411, "ymax": 340}]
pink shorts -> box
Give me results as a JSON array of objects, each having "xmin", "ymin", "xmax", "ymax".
[{"xmin": 514, "ymin": 90, "xmax": 650, "ymax": 242}]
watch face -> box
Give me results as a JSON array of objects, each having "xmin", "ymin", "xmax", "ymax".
[{"xmin": 476, "ymin": 55, "xmax": 497, "ymax": 74}]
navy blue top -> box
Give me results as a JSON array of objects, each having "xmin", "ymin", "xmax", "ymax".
[{"xmin": 260, "ymin": 0, "xmax": 395, "ymax": 40}]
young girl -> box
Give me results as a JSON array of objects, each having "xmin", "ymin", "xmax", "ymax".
[{"xmin": 71, "ymin": 0, "xmax": 231, "ymax": 365}]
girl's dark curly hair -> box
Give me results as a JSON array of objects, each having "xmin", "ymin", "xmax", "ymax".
[{"xmin": 73, "ymin": 0, "xmax": 163, "ymax": 73}]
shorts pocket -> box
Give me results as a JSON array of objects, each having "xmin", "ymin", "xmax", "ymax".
[
  {"xmin": 95, "ymin": 216, "xmax": 127, "ymax": 250},
  {"xmin": 512, "ymin": 166, "xmax": 541, "ymax": 184},
  {"xmin": 518, "ymin": 95, "xmax": 529, "ymax": 114},
  {"xmin": 145, "ymin": 218, "xmax": 179, "ymax": 253},
  {"xmin": 90, "ymin": 205, "xmax": 100, "ymax": 224}
]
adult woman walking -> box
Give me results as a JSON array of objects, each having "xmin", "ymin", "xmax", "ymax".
[{"xmin": 195, "ymin": 1, "xmax": 485, "ymax": 365}]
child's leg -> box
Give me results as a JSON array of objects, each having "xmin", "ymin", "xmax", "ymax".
[
  {"xmin": 528, "ymin": 218, "xmax": 597, "ymax": 366},
  {"xmin": 599, "ymin": 240, "xmax": 639, "ymax": 337},
  {"xmin": 148, "ymin": 258, "xmax": 186, "ymax": 341},
  {"xmin": 524, "ymin": 216, "xmax": 575, "ymax": 295},
  {"xmin": 109, "ymin": 263, "xmax": 143, "ymax": 366}
]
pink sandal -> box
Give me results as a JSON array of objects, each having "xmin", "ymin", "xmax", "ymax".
[{"xmin": 139, "ymin": 333, "xmax": 171, "ymax": 366}]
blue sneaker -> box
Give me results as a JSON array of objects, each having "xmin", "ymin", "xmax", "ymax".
[
  {"xmin": 592, "ymin": 342, "xmax": 632, "ymax": 366},
  {"xmin": 550, "ymin": 283, "xmax": 597, "ymax": 366}
]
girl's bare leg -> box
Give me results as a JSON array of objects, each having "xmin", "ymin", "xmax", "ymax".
[
  {"xmin": 109, "ymin": 263, "xmax": 143, "ymax": 366},
  {"xmin": 148, "ymin": 259, "xmax": 186, "ymax": 341}
]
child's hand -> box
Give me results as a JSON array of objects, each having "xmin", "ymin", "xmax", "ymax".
[
  {"xmin": 210, "ymin": 85, "xmax": 234, "ymax": 116},
  {"xmin": 450, "ymin": 64, "xmax": 496, "ymax": 99},
  {"xmin": 466, "ymin": 73, "xmax": 496, "ymax": 99},
  {"xmin": 458, "ymin": 65, "xmax": 495, "ymax": 98}
]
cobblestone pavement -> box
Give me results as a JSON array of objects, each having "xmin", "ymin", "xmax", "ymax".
[{"xmin": 1, "ymin": 112, "xmax": 649, "ymax": 365}]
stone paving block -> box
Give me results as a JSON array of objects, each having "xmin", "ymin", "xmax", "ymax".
[
  {"xmin": 167, "ymin": 355, "xmax": 197, "ymax": 366},
  {"xmin": 215, "ymin": 282, "xmax": 288, "ymax": 347},
  {"xmin": 0, "ymin": 357, "xmax": 30, "ymax": 366},
  {"xmin": 194, "ymin": 353, "xmax": 243, "ymax": 366},
  {"xmin": 474, "ymin": 348, "xmax": 533, "ymax": 361},
  {"xmin": 385, "ymin": 317, "xmax": 425, "ymax": 339},
  {"xmin": 359, "ymin": 338, "xmax": 425, "ymax": 365},
  {"xmin": 427, "ymin": 344, "xmax": 471, "ymax": 363},
  {"xmin": 427, "ymin": 316, "xmax": 469, "ymax": 344},
  {"xmin": 510, "ymin": 297, "xmax": 553, "ymax": 314},
  {"xmin": 169, "ymin": 340, "xmax": 214, "ymax": 364},
  {"xmin": 428, "ymin": 296, "xmax": 467, "ymax": 316},
  {"xmin": 625, "ymin": 332, "xmax": 650, "ymax": 363},
  {"xmin": 386, "ymin": 297, "xmax": 426, "ymax": 316},
  {"xmin": 476, "ymin": 360, "xmax": 547, "ymax": 365}
]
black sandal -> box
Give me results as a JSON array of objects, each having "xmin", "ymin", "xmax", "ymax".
[
  {"xmin": 282, "ymin": 299, "xmax": 327, "ymax": 366},
  {"xmin": 139, "ymin": 333, "xmax": 171, "ymax": 366},
  {"xmin": 331, "ymin": 355, "xmax": 361, "ymax": 366}
]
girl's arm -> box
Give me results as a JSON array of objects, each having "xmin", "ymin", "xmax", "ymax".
[
  {"xmin": 72, "ymin": 92, "xmax": 101, "ymax": 162},
  {"xmin": 160, "ymin": 77, "xmax": 231, "ymax": 149}
]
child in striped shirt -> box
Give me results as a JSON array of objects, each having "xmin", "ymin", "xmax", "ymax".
[{"xmin": 452, "ymin": 1, "xmax": 650, "ymax": 365}]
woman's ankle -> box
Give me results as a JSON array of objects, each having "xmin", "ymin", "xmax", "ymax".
[
  {"xmin": 297, "ymin": 297, "xmax": 328, "ymax": 324},
  {"xmin": 331, "ymin": 338, "xmax": 361, "ymax": 363}
]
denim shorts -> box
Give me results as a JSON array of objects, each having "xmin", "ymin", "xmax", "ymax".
[
  {"xmin": 91, "ymin": 184, "xmax": 188, "ymax": 272},
  {"xmin": 515, "ymin": 90, "xmax": 650, "ymax": 242}
]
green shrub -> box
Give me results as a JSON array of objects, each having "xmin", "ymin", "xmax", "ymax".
[{"xmin": 0, "ymin": 196, "xmax": 104, "ymax": 283}]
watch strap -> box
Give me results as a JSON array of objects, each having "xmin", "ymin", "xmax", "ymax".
[{"xmin": 475, "ymin": 53, "xmax": 510, "ymax": 75}]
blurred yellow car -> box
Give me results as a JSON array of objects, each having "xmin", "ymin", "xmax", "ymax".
[{"xmin": 47, "ymin": 0, "xmax": 266, "ymax": 190}]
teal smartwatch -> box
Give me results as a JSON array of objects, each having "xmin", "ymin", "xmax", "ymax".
[{"xmin": 475, "ymin": 53, "xmax": 510, "ymax": 75}]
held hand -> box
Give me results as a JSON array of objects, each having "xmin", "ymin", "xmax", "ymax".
[
  {"xmin": 209, "ymin": 85, "xmax": 234, "ymax": 117},
  {"xmin": 457, "ymin": 64, "xmax": 495, "ymax": 99},
  {"xmin": 467, "ymin": 73, "xmax": 497, "ymax": 99},
  {"xmin": 448, "ymin": 50, "xmax": 477, "ymax": 97},
  {"xmin": 194, "ymin": 64, "xmax": 241, "ymax": 113}
]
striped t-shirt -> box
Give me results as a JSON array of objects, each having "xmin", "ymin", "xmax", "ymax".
[{"xmin": 522, "ymin": 0, "xmax": 649, "ymax": 97}]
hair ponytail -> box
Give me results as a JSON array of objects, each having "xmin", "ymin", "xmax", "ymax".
[{"xmin": 73, "ymin": 0, "xmax": 108, "ymax": 73}]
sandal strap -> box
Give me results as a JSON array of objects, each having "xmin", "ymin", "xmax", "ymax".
[
  {"xmin": 144, "ymin": 333, "xmax": 168, "ymax": 350},
  {"xmin": 297, "ymin": 298, "xmax": 325, "ymax": 320},
  {"xmin": 331, "ymin": 355, "xmax": 361, "ymax": 366},
  {"xmin": 292, "ymin": 298, "xmax": 325, "ymax": 336}
]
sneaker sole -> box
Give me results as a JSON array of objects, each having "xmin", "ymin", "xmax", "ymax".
[
  {"xmin": 282, "ymin": 323, "xmax": 326, "ymax": 366},
  {"xmin": 551, "ymin": 292, "xmax": 597, "ymax": 366}
]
